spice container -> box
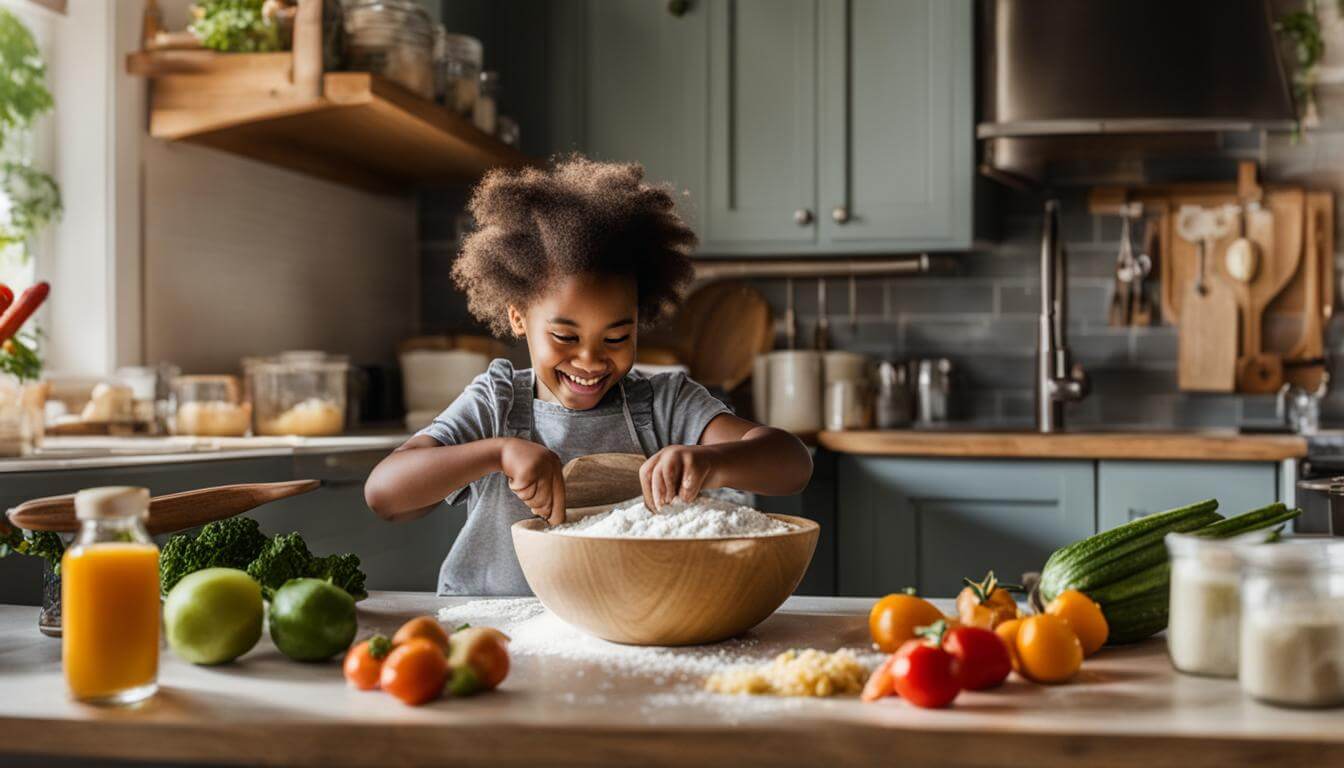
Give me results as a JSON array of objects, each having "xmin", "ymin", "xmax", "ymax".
[
  {"xmin": 1239, "ymin": 540, "xmax": 1344, "ymax": 708},
  {"xmin": 250, "ymin": 354, "xmax": 349, "ymax": 437},
  {"xmin": 1165, "ymin": 533, "xmax": 1245, "ymax": 678},
  {"xmin": 473, "ymin": 70, "xmax": 499, "ymax": 134},
  {"xmin": 343, "ymin": 0, "xmax": 435, "ymax": 99},
  {"xmin": 173, "ymin": 375, "xmax": 250, "ymax": 437},
  {"xmin": 439, "ymin": 33, "xmax": 482, "ymax": 115}
]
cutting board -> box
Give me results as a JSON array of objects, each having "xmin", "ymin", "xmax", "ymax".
[
  {"xmin": 1178, "ymin": 270, "xmax": 1239, "ymax": 392},
  {"xmin": 676, "ymin": 281, "xmax": 773, "ymax": 392},
  {"xmin": 1284, "ymin": 191, "xmax": 1334, "ymax": 390}
]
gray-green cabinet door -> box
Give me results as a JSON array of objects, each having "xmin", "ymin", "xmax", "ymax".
[
  {"xmin": 704, "ymin": 0, "xmax": 819, "ymax": 248},
  {"xmin": 818, "ymin": 0, "xmax": 972, "ymax": 251},
  {"xmin": 577, "ymin": 0, "xmax": 709, "ymax": 229},
  {"xmin": 838, "ymin": 457, "xmax": 1095, "ymax": 597},
  {"xmin": 1097, "ymin": 461, "xmax": 1278, "ymax": 532}
]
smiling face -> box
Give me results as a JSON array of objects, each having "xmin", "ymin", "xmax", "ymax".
[{"xmin": 508, "ymin": 273, "xmax": 639, "ymax": 410}]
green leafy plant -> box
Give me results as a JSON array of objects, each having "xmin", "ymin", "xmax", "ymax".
[
  {"xmin": 0, "ymin": 329, "xmax": 41, "ymax": 382},
  {"xmin": 1275, "ymin": 0, "xmax": 1344, "ymax": 136},
  {"xmin": 0, "ymin": 528, "xmax": 65, "ymax": 576},
  {"xmin": 190, "ymin": 0, "xmax": 283, "ymax": 53},
  {"xmin": 0, "ymin": 8, "xmax": 60, "ymax": 264}
]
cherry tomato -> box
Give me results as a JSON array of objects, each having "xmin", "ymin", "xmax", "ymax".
[
  {"xmin": 1046, "ymin": 590, "xmax": 1109, "ymax": 657},
  {"xmin": 446, "ymin": 626, "xmax": 511, "ymax": 695},
  {"xmin": 343, "ymin": 634, "xmax": 391, "ymax": 690},
  {"xmin": 1015, "ymin": 614, "xmax": 1083, "ymax": 684},
  {"xmin": 392, "ymin": 616, "xmax": 451, "ymax": 653},
  {"xmin": 0, "ymin": 284, "xmax": 12, "ymax": 314},
  {"xmin": 890, "ymin": 640, "xmax": 961, "ymax": 709},
  {"xmin": 380, "ymin": 638, "xmax": 448, "ymax": 706},
  {"xmin": 868, "ymin": 594, "xmax": 945, "ymax": 653},
  {"xmin": 861, "ymin": 655, "xmax": 897, "ymax": 702},
  {"xmin": 942, "ymin": 626, "xmax": 1012, "ymax": 691},
  {"xmin": 994, "ymin": 618, "xmax": 1024, "ymax": 674}
]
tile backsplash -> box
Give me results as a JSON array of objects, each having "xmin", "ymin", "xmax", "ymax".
[{"xmin": 419, "ymin": 129, "xmax": 1344, "ymax": 431}]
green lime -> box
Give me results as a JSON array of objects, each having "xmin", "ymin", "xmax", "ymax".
[
  {"xmin": 268, "ymin": 578, "xmax": 357, "ymax": 662},
  {"xmin": 163, "ymin": 568, "xmax": 264, "ymax": 665}
]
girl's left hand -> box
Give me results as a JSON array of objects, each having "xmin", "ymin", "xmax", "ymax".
[{"xmin": 639, "ymin": 445, "xmax": 719, "ymax": 511}]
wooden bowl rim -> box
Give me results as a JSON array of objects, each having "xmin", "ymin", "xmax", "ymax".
[{"xmin": 512, "ymin": 512, "xmax": 819, "ymax": 542}]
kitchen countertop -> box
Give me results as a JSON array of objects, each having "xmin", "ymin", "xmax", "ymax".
[
  {"xmin": 0, "ymin": 433, "xmax": 409, "ymax": 473},
  {"xmin": 817, "ymin": 430, "xmax": 1309, "ymax": 462},
  {"xmin": 0, "ymin": 592, "xmax": 1338, "ymax": 767}
]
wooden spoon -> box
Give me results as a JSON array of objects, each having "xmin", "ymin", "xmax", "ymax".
[
  {"xmin": 562, "ymin": 453, "xmax": 646, "ymax": 512},
  {"xmin": 6, "ymin": 479, "xmax": 320, "ymax": 535}
]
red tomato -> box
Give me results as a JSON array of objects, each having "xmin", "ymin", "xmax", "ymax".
[
  {"xmin": 380, "ymin": 638, "xmax": 448, "ymax": 706},
  {"xmin": 0, "ymin": 284, "xmax": 12, "ymax": 314},
  {"xmin": 942, "ymin": 626, "xmax": 1012, "ymax": 691},
  {"xmin": 890, "ymin": 640, "xmax": 961, "ymax": 709}
]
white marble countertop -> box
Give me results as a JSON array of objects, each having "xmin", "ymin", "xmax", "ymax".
[
  {"xmin": 0, "ymin": 592, "xmax": 1339, "ymax": 767},
  {"xmin": 0, "ymin": 433, "xmax": 409, "ymax": 473}
]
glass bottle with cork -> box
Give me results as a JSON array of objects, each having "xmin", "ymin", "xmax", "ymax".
[{"xmin": 61, "ymin": 486, "xmax": 160, "ymax": 705}]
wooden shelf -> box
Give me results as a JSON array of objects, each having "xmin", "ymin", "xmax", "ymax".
[{"xmin": 126, "ymin": 46, "xmax": 532, "ymax": 194}]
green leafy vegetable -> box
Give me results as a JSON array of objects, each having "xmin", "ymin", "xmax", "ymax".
[
  {"xmin": 158, "ymin": 516, "xmax": 271, "ymax": 595},
  {"xmin": 308, "ymin": 552, "xmax": 367, "ymax": 601},
  {"xmin": 158, "ymin": 533, "xmax": 195, "ymax": 595},
  {"xmin": 0, "ymin": 331, "xmax": 42, "ymax": 382},
  {"xmin": 246, "ymin": 532, "xmax": 314, "ymax": 597},
  {"xmin": 190, "ymin": 0, "xmax": 282, "ymax": 53},
  {"xmin": 0, "ymin": 528, "xmax": 65, "ymax": 576}
]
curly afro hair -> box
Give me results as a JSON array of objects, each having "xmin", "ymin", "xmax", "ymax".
[{"xmin": 451, "ymin": 155, "xmax": 698, "ymax": 337}]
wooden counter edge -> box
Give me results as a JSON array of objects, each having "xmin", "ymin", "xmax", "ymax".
[{"xmin": 816, "ymin": 431, "xmax": 1309, "ymax": 462}]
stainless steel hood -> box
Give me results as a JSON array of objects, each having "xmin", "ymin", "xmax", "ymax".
[{"xmin": 980, "ymin": 0, "xmax": 1297, "ymax": 184}]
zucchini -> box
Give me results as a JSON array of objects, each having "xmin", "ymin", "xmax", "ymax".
[
  {"xmin": 1197, "ymin": 503, "xmax": 1298, "ymax": 539},
  {"xmin": 1101, "ymin": 592, "xmax": 1169, "ymax": 645},
  {"xmin": 1085, "ymin": 561, "xmax": 1169, "ymax": 604}
]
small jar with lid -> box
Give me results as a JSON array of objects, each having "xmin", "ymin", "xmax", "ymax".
[
  {"xmin": 1165, "ymin": 533, "xmax": 1246, "ymax": 678},
  {"xmin": 473, "ymin": 70, "xmax": 499, "ymax": 134},
  {"xmin": 1239, "ymin": 540, "xmax": 1344, "ymax": 708},
  {"xmin": 343, "ymin": 0, "xmax": 435, "ymax": 99},
  {"xmin": 61, "ymin": 487, "xmax": 160, "ymax": 705},
  {"xmin": 250, "ymin": 353, "xmax": 349, "ymax": 437},
  {"xmin": 173, "ymin": 375, "xmax": 251, "ymax": 437},
  {"xmin": 438, "ymin": 33, "xmax": 483, "ymax": 115}
]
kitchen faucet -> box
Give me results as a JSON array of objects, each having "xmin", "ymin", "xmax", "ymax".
[{"xmin": 1037, "ymin": 200, "xmax": 1088, "ymax": 432}]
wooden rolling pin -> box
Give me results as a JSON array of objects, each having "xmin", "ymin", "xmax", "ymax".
[
  {"xmin": 562, "ymin": 452, "xmax": 646, "ymax": 510},
  {"xmin": 6, "ymin": 479, "xmax": 320, "ymax": 535}
]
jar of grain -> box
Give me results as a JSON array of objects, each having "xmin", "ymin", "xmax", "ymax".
[
  {"xmin": 438, "ymin": 33, "xmax": 483, "ymax": 115},
  {"xmin": 343, "ymin": 0, "xmax": 435, "ymax": 100},
  {"xmin": 1165, "ymin": 533, "xmax": 1244, "ymax": 678},
  {"xmin": 1239, "ymin": 540, "xmax": 1344, "ymax": 708}
]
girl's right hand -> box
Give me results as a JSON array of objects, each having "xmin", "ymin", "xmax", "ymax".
[{"xmin": 499, "ymin": 438, "xmax": 566, "ymax": 526}]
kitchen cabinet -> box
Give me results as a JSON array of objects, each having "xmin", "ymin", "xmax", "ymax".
[
  {"xmin": 837, "ymin": 456, "xmax": 1095, "ymax": 597},
  {"xmin": 753, "ymin": 449, "xmax": 837, "ymax": 596},
  {"xmin": 1097, "ymin": 460, "xmax": 1279, "ymax": 531},
  {"xmin": 551, "ymin": 0, "xmax": 973, "ymax": 254}
]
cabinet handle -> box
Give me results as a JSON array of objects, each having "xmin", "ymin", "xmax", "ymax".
[
  {"xmin": 794, "ymin": 208, "xmax": 814, "ymax": 226},
  {"xmin": 832, "ymin": 206, "xmax": 851, "ymax": 224},
  {"xmin": 667, "ymin": 0, "xmax": 690, "ymax": 17}
]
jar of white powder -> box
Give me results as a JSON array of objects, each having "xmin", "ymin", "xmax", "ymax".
[
  {"xmin": 1165, "ymin": 533, "xmax": 1244, "ymax": 678},
  {"xmin": 1239, "ymin": 540, "xmax": 1344, "ymax": 708}
]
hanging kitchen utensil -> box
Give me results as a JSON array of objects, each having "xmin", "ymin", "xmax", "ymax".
[
  {"xmin": 815, "ymin": 278, "xmax": 830, "ymax": 351},
  {"xmin": 1177, "ymin": 207, "xmax": 1238, "ymax": 392},
  {"xmin": 1234, "ymin": 189, "xmax": 1302, "ymax": 393},
  {"xmin": 1131, "ymin": 217, "xmax": 1157, "ymax": 326},
  {"xmin": 1285, "ymin": 193, "xmax": 1332, "ymax": 391},
  {"xmin": 848, "ymin": 274, "xmax": 858, "ymax": 334},
  {"xmin": 785, "ymin": 277, "xmax": 797, "ymax": 351},
  {"xmin": 1108, "ymin": 214, "xmax": 1136, "ymax": 326},
  {"xmin": 562, "ymin": 452, "xmax": 646, "ymax": 511},
  {"xmin": 7, "ymin": 479, "xmax": 320, "ymax": 535},
  {"xmin": 682, "ymin": 281, "xmax": 773, "ymax": 392}
]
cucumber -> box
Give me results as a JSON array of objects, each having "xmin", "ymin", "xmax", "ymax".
[
  {"xmin": 1101, "ymin": 592, "xmax": 1169, "ymax": 645},
  {"xmin": 1085, "ymin": 561, "xmax": 1169, "ymax": 604},
  {"xmin": 1196, "ymin": 503, "xmax": 1298, "ymax": 539},
  {"xmin": 1046, "ymin": 499, "xmax": 1218, "ymax": 567}
]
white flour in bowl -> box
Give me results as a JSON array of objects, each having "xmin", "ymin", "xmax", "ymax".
[{"xmin": 549, "ymin": 496, "xmax": 796, "ymax": 538}]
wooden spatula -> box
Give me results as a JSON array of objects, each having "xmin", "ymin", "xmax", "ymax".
[
  {"xmin": 6, "ymin": 479, "xmax": 320, "ymax": 535},
  {"xmin": 562, "ymin": 452, "xmax": 646, "ymax": 513}
]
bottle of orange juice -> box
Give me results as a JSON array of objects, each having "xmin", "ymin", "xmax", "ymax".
[{"xmin": 62, "ymin": 486, "xmax": 160, "ymax": 705}]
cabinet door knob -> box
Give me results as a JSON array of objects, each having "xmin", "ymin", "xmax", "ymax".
[
  {"xmin": 794, "ymin": 208, "xmax": 814, "ymax": 226},
  {"xmin": 832, "ymin": 206, "xmax": 851, "ymax": 224},
  {"xmin": 667, "ymin": 0, "xmax": 690, "ymax": 17}
]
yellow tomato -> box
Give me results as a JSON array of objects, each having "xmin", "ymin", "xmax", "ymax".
[
  {"xmin": 868, "ymin": 594, "xmax": 944, "ymax": 653},
  {"xmin": 1045, "ymin": 590, "xmax": 1109, "ymax": 657},
  {"xmin": 994, "ymin": 618, "xmax": 1023, "ymax": 674},
  {"xmin": 1015, "ymin": 614, "xmax": 1083, "ymax": 684}
]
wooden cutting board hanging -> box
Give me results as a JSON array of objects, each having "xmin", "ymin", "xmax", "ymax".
[
  {"xmin": 1230, "ymin": 189, "xmax": 1303, "ymax": 393},
  {"xmin": 1178, "ymin": 238, "xmax": 1239, "ymax": 392},
  {"xmin": 1284, "ymin": 191, "xmax": 1333, "ymax": 390},
  {"xmin": 679, "ymin": 281, "xmax": 773, "ymax": 392}
]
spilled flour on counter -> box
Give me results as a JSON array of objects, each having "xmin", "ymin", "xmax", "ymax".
[{"xmin": 548, "ymin": 496, "xmax": 796, "ymax": 538}]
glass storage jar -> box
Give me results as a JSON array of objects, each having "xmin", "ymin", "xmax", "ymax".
[
  {"xmin": 173, "ymin": 375, "xmax": 250, "ymax": 437},
  {"xmin": 1239, "ymin": 540, "xmax": 1344, "ymax": 708},
  {"xmin": 0, "ymin": 375, "xmax": 45, "ymax": 457},
  {"xmin": 439, "ymin": 33, "xmax": 483, "ymax": 115},
  {"xmin": 343, "ymin": 0, "xmax": 435, "ymax": 99},
  {"xmin": 1165, "ymin": 533, "xmax": 1245, "ymax": 678},
  {"xmin": 250, "ymin": 354, "xmax": 349, "ymax": 437},
  {"xmin": 473, "ymin": 70, "xmax": 499, "ymax": 134}
]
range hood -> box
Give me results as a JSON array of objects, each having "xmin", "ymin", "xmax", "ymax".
[{"xmin": 979, "ymin": 0, "xmax": 1297, "ymax": 185}]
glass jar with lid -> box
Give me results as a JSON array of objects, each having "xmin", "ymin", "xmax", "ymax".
[
  {"xmin": 173, "ymin": 375, "xmax": 251, "ymax": 437},
  {"xmin": 343, "ymin": 0, "xmax": 435, "ymax": 99},
  {"xmin": 250, "ymin": 354, "xmax": 349, "ymax": 437},
  {"xmin": 473, "ymin": 70, "xmax": 499, "ymax": 134},
  {"xmin": 438, "ymin": 33, "xmax": 483, "ymax": 115},
  {"xmin": 1165, "ymin": 532, "xmax": 1253, "ymax": 678},
  {"xmin": 1239, "ymin": 540, "xmax": 1344, "ymax": 708}
]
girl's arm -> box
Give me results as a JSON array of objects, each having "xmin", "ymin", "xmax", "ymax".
[
  {"xmin": 638, "ymin": 413, "xmax": 813, "ymax": 510},
  {"xmin": 365, "ymin": 436, "xmax": 567, "ymax": 524}
]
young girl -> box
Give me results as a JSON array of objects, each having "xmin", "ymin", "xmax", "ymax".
[{"xmin": 364, "ymin": 156, "xmax": 813, "ymax": 596}]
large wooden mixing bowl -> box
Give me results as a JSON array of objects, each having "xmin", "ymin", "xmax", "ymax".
[{"xmin": 511, "ymin": 514, "xmax": 818, "ymax": 646}]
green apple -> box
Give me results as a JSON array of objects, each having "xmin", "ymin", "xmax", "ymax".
[
  {"xmin": 163, "ymin": 567, "xmax": 264, "ymax": 665},
  {"xmin": 268, "ymin": 578, "xmax": 357, "ymax": 662}
]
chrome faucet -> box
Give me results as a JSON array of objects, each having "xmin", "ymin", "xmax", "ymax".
[{"xmin": 1037, "ymin": 200, "xmax": 1088, "ymax": 433}]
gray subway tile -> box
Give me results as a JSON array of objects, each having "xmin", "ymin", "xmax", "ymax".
[{"xmin": 887, "ymin": 280, "xmax": 995, "ymax": 315}]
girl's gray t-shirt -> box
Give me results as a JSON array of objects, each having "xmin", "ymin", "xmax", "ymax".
[{"xmin": 416, "ymin": 358, "xmax": 730, "ymax": 596}]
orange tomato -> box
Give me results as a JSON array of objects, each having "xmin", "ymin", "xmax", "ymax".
[
  {"xmin": 343, "ymin": 635, "xmax": 392, "ymax": 690},
  {"xmin": 955, "ymin": 571, "xmax": 1020, "ymax": 630},
  {"xmin": 993, "ymin": 618, "xmax": 1023, "ymax": 674},
  {"xmin": 380, "ymin": 638, "xmax": 448, "ymax": 706},
  {"xmin": 446, "ymin": 626, "xmax": 511, "ymax": 696},
  {"xmin": 868, "ymin": 594, "xmax": 945, "ymax": 653},
  {"xmin": 1045, "ymin": 590, "xmax": 1109, "ymax": 657},
  {"xmin": 392, "ymin": 616, "xmax": 451, "ymax": 653},
  {"xmin": 1015, "ymin": 614, "xmax": 1083, "ymax": 684}
]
